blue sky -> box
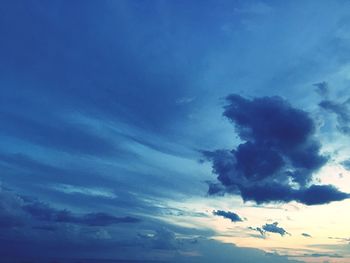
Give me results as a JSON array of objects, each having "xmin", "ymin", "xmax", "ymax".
[{"xmin": 1, "ymin": 1, "xmax": 350, "ymax": 262}]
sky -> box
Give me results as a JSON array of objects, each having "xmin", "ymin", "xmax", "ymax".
[{"xmin": 1, "ymin": 1, "xmax": 350, "ymax": 262}]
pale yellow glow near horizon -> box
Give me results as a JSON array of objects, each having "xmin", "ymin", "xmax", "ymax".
[
  {"xmin": 161, "ymin": 176, "xmax": 350, "ymax": 263},
  {"xmin": 317, "ymin": 163, "xmax": 350, "ymax": 192}
]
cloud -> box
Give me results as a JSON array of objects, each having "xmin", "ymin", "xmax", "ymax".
[
  {"xmin": 206, "ymin": 181, "xmax": 226, "ymax": 196},
  {"xmin": 137, "ymin": 228, "xmax": 177, "ymax": 250},
  {"xmin": 51, "ymin": 184, "xmax": 117, "ymax": 199},
  {"xmin": 319, "ymin": 98, "xmax": 350, "ymax": 134},
  {"xmin": 204, "ymin": 95, "xmax": 349, "ymax": 205},
  {"xmin": 238, "ymin": 183, "xmax": 349, "ymax": 205},
  {"xmin": 296, "ymin": 185, "xmax": 349, "ymax": 205},
  {"xmin": 81, "ymin": 212, "xmax": 140, "ymax": 226},
  {"xmin": 249, "ymin": 222, "xmax": 290, "ymax": 238},
  {"xmin": 0, "ymin": 228, "xmax": 301, "ymax": 263},
  {"xmin": 341, "ymin": 159, "xmax": 350, "ymax": 170},
  {"xmin": 302, "ymin": 233, "xmax": 312, "ymax": 238},
  {"xmin": 0, "ymin": 188, "xmax": 140, "ymax": 230},
  {"xmin": 23, "ymin": 202, "xmax": 140, "ymax": 226},
  {"xmin": 248, "ymin": 226, "xmax": 266, "ymax": 238},
  {"xmin": 262, "ymin": 222, "xmax": 289, "ymax": 237},
  {"xmin": 213, "ymin": 210, "xmax": 243, "ymax": 222}
]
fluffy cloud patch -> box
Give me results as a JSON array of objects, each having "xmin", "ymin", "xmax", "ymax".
[
  {"xmin": 205, "ymin": 95, "xmax": 349, "ymax": 205},
  {"xmin": 262, "ymin": 222, "xmax": 289, "ymax": 236},
  {"xmin": 213, "ymin": 210, "xmax": 243, "ymax": 222},
  {"xmin": 250, "ymin": 222, "xmax": 289, "ymax": 237}
]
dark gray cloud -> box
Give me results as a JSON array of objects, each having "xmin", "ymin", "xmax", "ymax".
[
  {"xmin": 204, "ymin": 95, "xmax": 349, "ymax": 205},
  {"xmin": 249, "ymin": 222, "xmax": 289, "ymax": 238},
  {"xmin": 213, "ymin": 210, "xmax": 243, "ymax": 222},
  {"xmin": 262, "ymin": 222, "xmax": 289, "ymax": 236}
]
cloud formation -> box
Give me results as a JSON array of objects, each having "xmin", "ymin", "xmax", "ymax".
[
  {"xmin": 302, "ymin": 233, "xmax": 312, "ymax": 238},
  {"xmin": 248, "ymin": 226, "xmax": 266, "ymax": 238},
  {"xmin": 23, "ymin": 201, "xmax": 140, "ymax": 226},
  {"xmin": 0, "ymin": 188, "xmax": 140, "ymax": 230},
  {"xmin": 213, "ymin": 210, "xmax": 243, "ymax": 222},
  {"xmin": 319, "ymin": 98, "xmax": 350, "ymax": 134},
  {"xmin": 250, "ymin": 222, "xmax": 289, "ymax": 237},
  {"xmin": 262, "ymin": 222, "xmax": 289, "ymax": 236},
  {"xmin": 205, "ymin": 95, "xmax": 349, "ymax": 205},
  {"xmin": 341, "ymin": 159, "xmax": 350, "ymax": 170}
]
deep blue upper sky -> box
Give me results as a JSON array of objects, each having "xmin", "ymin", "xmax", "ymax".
[{"xmin": 1, "ymin": 1, "xmax": 350, "ymax": 263}]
